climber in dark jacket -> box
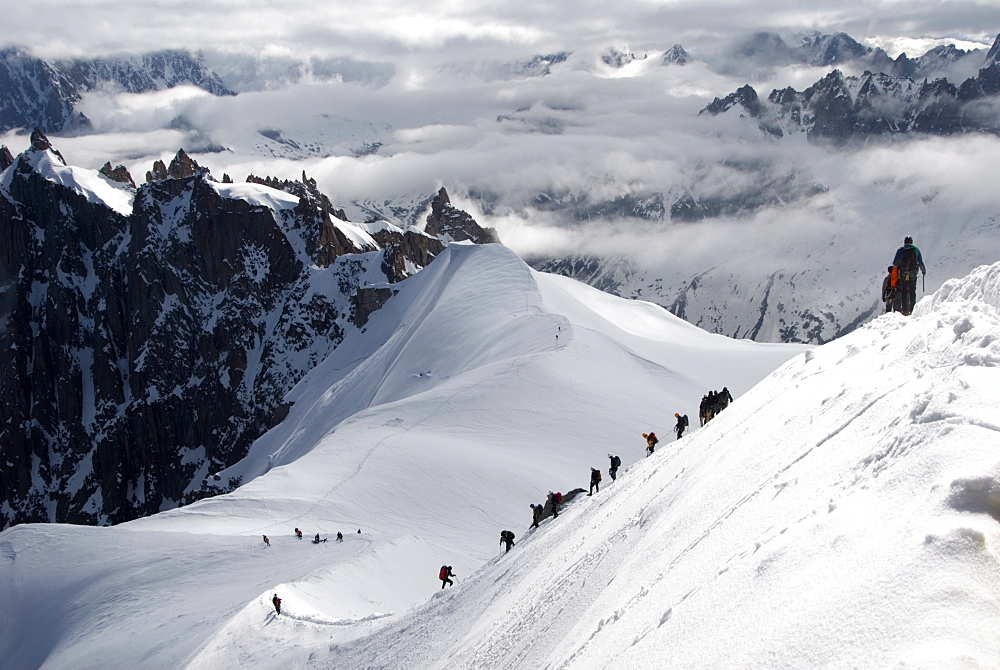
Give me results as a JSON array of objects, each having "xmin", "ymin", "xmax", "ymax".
[
  {"xmin": 891, "ymin": 236, "xmax": 926, "ymax": 316},
  {"xmin": 589, "ymin": 467, "xmax": 602, "ymax": 495}
]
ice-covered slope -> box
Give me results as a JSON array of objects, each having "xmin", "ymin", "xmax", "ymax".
[
  {"xmin": 0, "ymin": 244, "xmax": 804, "ymax": 669},
  {"xmin": 197, "ymin": 260, "xmax": 1000, "ymax": 668}
]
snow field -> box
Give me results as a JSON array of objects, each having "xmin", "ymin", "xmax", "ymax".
[{"xmin": 2, "ymin": 248, "xmax": 998, "ymax": 668}]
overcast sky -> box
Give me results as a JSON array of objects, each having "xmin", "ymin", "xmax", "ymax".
[
  {"xmin": 4, "ymin": 0, "xmax": 999, "ymax": 62},
  {"xmin": 3, "ymin": 0, "xmax": 1000, "ymax": 272}
]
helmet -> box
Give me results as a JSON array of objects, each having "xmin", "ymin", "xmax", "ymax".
[
  {"xmin": 904, "ymin": 236, "xmax": 913, "ymax": 244},
  {"xmin": 642, "ymin": 433, "xmax": 648, "ymax": 438},
  {"xmin": 674, "ymin": 413, "xmax": 680, "ymax": 417}
]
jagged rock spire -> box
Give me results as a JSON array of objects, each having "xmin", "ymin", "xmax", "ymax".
[
  {"xmin": 29, "ymin": 127, "xmax": 51, "ymax": 151},
  {"xmin": 0, "ymin": 145, "xmax": 13, "ymax": 171},
  {"xmin": 99, "ymin": 162, "xmax": 136, "ymax": 189},
  {"xmin": 145, "ymin": 149, "xmax": 208, "ymax": 183},
  {"xmin": 27, "ymin": 127, "xmax": 66, "ymax": 164},
  {"xmin": 424, "ymin": 187, "xmax": 500, "ymax": 244},
  {"xmin": 984, "ymin": 33, "xmax": 1000, "ymax": 68}
]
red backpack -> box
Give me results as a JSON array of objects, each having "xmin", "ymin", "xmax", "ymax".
[{"xmin": 439, "ymin": 566, "xmax": 449, "ymax": 580}]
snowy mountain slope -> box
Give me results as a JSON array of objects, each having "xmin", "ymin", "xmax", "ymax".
[
  {"xmin": 188, "ymin": 260, "xmax": 1000, "ymax": 668},
  {"xmin": 288, "ymin": 264, "xmax": 1000, "ymax": 668},
  {"xmin": 0, "ymin": 244, "xmax": 806, "ymax": 669}
]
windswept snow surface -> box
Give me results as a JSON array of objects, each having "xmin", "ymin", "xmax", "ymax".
[
  {"xmin": 209, "ymin": 180, "xmax": 301, "ymax": 211},
  {"xmin": 2, "ymin": 246, "xmax": 998, "ymax": 669}
]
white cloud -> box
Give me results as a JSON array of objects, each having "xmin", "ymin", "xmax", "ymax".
[{"xmin": 4, "ymin": 0, "xmax": 998, "ymax": 285}]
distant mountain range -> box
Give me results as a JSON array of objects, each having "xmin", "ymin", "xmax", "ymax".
[
  {"xmin": 701, "ymin": 33, "xmax": 1000, "ymax": 145},
  {"xmin": 0, "ymin": 47, "xmax": 234, "ymax": 133}
]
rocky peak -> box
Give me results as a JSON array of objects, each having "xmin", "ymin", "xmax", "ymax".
[
  {"xmin": 145, "ymin": 149, "xmax": 207, "ymax": 182},
  {"xmin": 28, "ymin": 127, "xmax": 67, "ymax": 164},
  {"xmin": 0, "ymin": 145, "xmax": 12, "ymax": 171},
  {"xmin": 800, "ymin": 31, "xmax": 869, "ymax": 66},
  {"xmin": 978, "ymin": 34, "xmax": 1000, "ymax": 95},
  {"xmin": 99, "ymin": 162, "xmax": 136, "ymax": 188},
  {"xmin": 30, "ymin": 127, "xmax": 51, "ymax": 151},
  {"xmin": 424, "ymin": 187, "xmax": 500, "ymax": 245},
  {"xmin": 246, "ymin": 171, "xmax": 348, "ymax": 222},
  {"xmin": 512, "ymin": 53, "xmax": 570, "ymax": 77},
  {"xmin": 601, "ymin": 47, "xmax": 644, "ymax": 68},
  {"xmin": 702, "ymin": 84, "xmax": 765, "ymax": 116},
  {"xmin": 663, "ymin": 45, "xmax": 689, "ymax": 65},
  {"xmin": 983, "ymin": 33, "xmax": 1000, "ymax": 69}
]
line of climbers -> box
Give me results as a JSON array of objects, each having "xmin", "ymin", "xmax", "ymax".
[
  {"xmin": 699, "ymin": 388, "xmax": 733, "ymax": 426},
  {"xmin": 449, "ymin": 393, "xmax": 733, "ymax": 592},
  {"xmin": 264, "ymin": 528, "xmax": 358, "ymax": 549},
  {"xmin": 882, "ymin": 236, "xmax": 927, "ymax": 317}
]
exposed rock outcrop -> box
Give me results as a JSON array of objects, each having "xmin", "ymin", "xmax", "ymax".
[
  {"xmin": 99, "ymin": 162, "xmax": 137, "ymax": 188},
  {"xmin": 424, "ymin": 187, "xmax": 501, "ymax": 245},
  {"xmin": 0, "ymin": 140, "xmax": 496, "ymax": 529}
]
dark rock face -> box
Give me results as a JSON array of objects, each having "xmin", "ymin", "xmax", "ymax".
[
  {"xmin": 703, "ymin": 35, "xmax": 1000, "ymax": 144},
  {"xmin": 55, "ymin": 49, "xmax": 234, "ymax": 98},
  {"xmin": 0, "ymin": 47, "xmax": 233, "ymax": 133},
  {"xmin": 0, "ymin": 145, "xmax": 14, "ymax": 171},
  {"xmin": 0, "ymin": 47, "xmax": 88, "ymax": 134},
  {"xmin": 424, "ymin": 187, "xmax": 501, "ymax": 245},
  {"xmin": 0, "ymin": 138, "xmax": 490, "ymax": 529}
]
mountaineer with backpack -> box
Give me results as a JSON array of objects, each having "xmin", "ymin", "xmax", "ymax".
[
  {"xmin": 589, "ymin": 467, "xmax": 602, "ymax": 495},
  {"xmin": 643, "ymin": 432, "xmax": 658, "ymax": 456},
  {"xmin": 500, "ymin": 530, "xmax": 516, "ymax": 553},
  {"xmin": 674, "ymin": 413, "xmax": 689, "ymax": 439},
  {"xmin": 439, "ymin": 565, "xmax": 455, "ymax": 589},
  {"xmin": 608, "ymin": 453, "xmax": 621, "ymax": 481},
  {"xmin": 530, "ymin": 503, "xmax": 543, "ymax": 528},
  {"xmin": 271, "ymin": 594, "xmax": 282, "ymax": 614},
  {"xmin": 891, "ymin": 236, "xmax": 926, "ymax": 316},
  {"xmin": 548, "ymin": 491, "xmax": 561, "ymax": 518}
]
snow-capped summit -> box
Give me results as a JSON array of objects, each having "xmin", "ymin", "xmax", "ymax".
[{"xmin": 662, "ymin": 44, "xmax": 689, "ymax": 65}]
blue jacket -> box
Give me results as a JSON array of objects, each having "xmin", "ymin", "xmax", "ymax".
[{"xmin": 892, "ymin": 244, "xmax": 926, "ymax": 275}]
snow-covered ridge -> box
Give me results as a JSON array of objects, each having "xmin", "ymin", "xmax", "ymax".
[
  {"xmin": 6, "ymin": 148, "xmax": 135, "ymax": 215},
  {"xmin": 209, "ymin": 180, "xmax": 300, "ymax": 211},
  {"xmin": 1, "ymin": 251, "xmax": 997, "ymax": 668},
  {"xmin": 920, "ymin": 261, "xmax": 1000, "ymax": 311}
]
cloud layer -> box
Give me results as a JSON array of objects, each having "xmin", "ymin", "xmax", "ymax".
[{"xmin": 3, "ymin": 1, "xmax": 1000, "ymax": 318}]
